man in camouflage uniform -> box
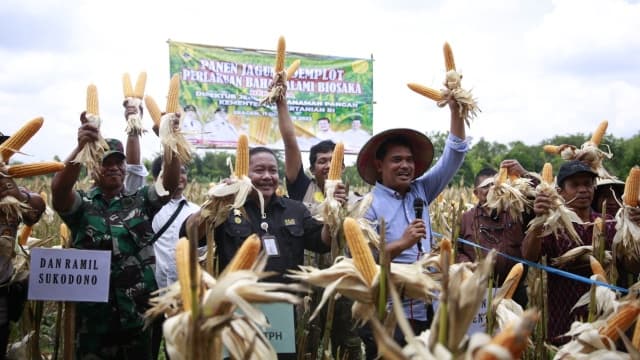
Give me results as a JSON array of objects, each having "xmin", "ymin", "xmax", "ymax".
[{"xmin": 51, "ymin": 120, "xmax": 181, "ymax": 359}]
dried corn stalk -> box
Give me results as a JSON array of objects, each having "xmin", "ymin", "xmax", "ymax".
[
  {"xmin": 527, "ymin": 163, "xmax": 584, "ymax": 245},
  {"xmin": 72, "ymin": 84, "xmax": 109, "ymax": 178},
  {"xmin": 122, "ymin": 71, "xmax": 147, "ymax": 136}
]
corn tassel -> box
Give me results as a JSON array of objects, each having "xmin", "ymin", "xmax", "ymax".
[
  {"xmin": 166, "ymin": 74, "xmax": 180, "ymax": 113},
  {"xmin": 599, "ymin": 301, "xmax": 640, "ymax": 342},
  {"xmin": 223, "ymin": 234, "xmax": 261, "ymax": 273},
  {"xmin": 541, "ymin": 162, "xmax": 554, "ymax": 184},
  {"xmin": 86, "ymin": 84, "xmax": 99, "ymax": 116},
  {"xmin": 286, "ymin": 59, "xmax": 300, "ymax": 80},
  {"xmin": 7, "ymin": 161, "xmax": 65, "ymax": 178},
  {"xmin": 590, "ymin": 120, "xmax": 608, "ymax": 146},
  {"xmin": 122, "ymin": 73, "xmax": 134, "ymax": 98},
  {"xmin": 0, "ymin": 117, "xmax": 44, "ymax": 163},
  {"xmin": 234, "ymin": 134, "xmax": 249, "ymax": 178},
  {"xmin": 623, "ymin": 166, "xmax": 640, "ymax": 207},
  {"xmin": 327, "ymin": 142, "xmax": 344, "ymax": 181},
  {"xmin": 144, "ymin": 96, "xmax": 163, "ymax": 129},
  {"xmin": 407, "ymin": 83, "xmax": 445, "ymax": 102},
  {"xmin": 589, "ymin": 255, "xmax": 608, "ymax": 283},
  {"xmin": 504, "ymin": 263, "xmax": 524, "ymax": 300},
  {"xmin": 18, "ymin": 225, "xmax": 31, "ymax": 246},
  {"xmin": 543, "ymin": 145, "xmax": 560, "ymax": 154},
  {"xmin": 443, "ymin": 42, "xmax": 456, "ymax": 71},
  {"xmin": 134, "ymin": 72, "xmax": 147, "ymax": 98},
  {"xmin": 343, "ymin": 217, "xmax": 378, "ymax": 286},
  {"xmin": 275, "ymin": 36, "xmax": 286, "ymax": 72}
]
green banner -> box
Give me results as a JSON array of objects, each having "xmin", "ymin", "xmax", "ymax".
[{"xmin": 169, "ymin": 41, "xmax": 373, "ymax": 153}]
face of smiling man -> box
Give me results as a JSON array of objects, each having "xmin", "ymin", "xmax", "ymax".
[
  {"xmin": 97, "ymin": 155, "xmax": 126, "ymax": 192},
  {"xmin": 375, "ymin": 143, "xmax": 415, "ymax": 194},
  {"xmin": 248, "ymin": 150, "xmax": 279, "ymax": 203}
]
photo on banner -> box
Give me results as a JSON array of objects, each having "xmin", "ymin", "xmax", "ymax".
[{"xmin": 169, "ymin": 41, "xmax": 374, "ymax": 154}]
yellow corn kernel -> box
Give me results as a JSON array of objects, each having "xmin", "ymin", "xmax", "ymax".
[
  {"xmin": 443, "ymin": 42, "xmax": 456, "ymax": 71},
  {"xmin": 496, "ymin": 167, "xmax": 509, "ymax": 186},
  {"xmin": 166, "ymin": 74, "xmax": 180, "ymax": 113},
  {"xmin": 18, "ymin": 225, "xmax": 32, "ymax": 246},
  {"xmin": 543, "ymin": 145, "xmax": 560, "ymax": 154},
  {"xmin": 328, "ymin": 142, "xmax": 344, "ymax": 181},
  {"xmin": 541, "ymin": 162, "xmax": 553, "ymax": 185},
  {"xmin": 134, "ymin": 72, "xmax": 147, "ymax": 99},
  {"xmin": 275, "ymin": 36, "xmax": 286, "ymax": 72},
  {"xmin": 590, "ymin": 120, "xmax": 608, "ymax": 146},
  {"xmin": 60, "ymin": 223, "xmax": 71, "ymax": 248},
  {"xmin": 343, "ymin": 217, "xmax": 378, "ymax": 286},
  {"xmin": 7, "ymin": 161, "xmax": 65, "ymax": 178},
  {"xmin": 86, "ymin": 84, "xmax": 99, "ymax": 116},
  {"xmin": 599, "ymin": 302, "xmax": 640, "ymax": 342},
  {"xmin": 175, "ymin": 237, "xmax": 198, "ymax": 311},
  {"xmin": 589, "ymin": 255, "xmax": 608, "ymax": 283},
  {"xmin": 224, "ymin": 234, "xmax": 261, "ymax": 273},
  {"xmin": 632, "ymin": 313, "xmax": 640, "ymax": 350},
  {"xmin": 477, "ymin": 309, "xmax": 539, "ymax": 360},
  {"xmin": 623, "ymin": 166, "xmax": 640, "ymax": 207},
  {"xmin": 122, "ymin": 73, "xmax": 134, "ymax": 97},
  {"xmin": 144, "ymin": 96, "xmax": 162, "ymax": 129},
  {"xmin": 407, "ymin": 83, "xmax": 445, "ymax": 102},
  {"xmin": 286, "ymin": 59, "xmax": 300, "ymax": 80},
  {"xmin": 234, "ymin": 134, "xmax": 249, "ymax": 178},
  {"xmin": 504, "ymin": 263, "xmax": 524, "ymax": 300},
  {"xmin": 0, "ymin": 116, "xmax": 44, "ymax": 163}
]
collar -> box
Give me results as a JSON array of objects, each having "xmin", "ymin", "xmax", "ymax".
[
  {"xmin": 87, "ymin": 186, "xmax": 125, "ymax": 200},
  {"xmin": 374, "ymin": 181, "xmax": 413, "ymax": 200},
  {"xmin": 246, "ymin": 195, "xmax": 286, "ymax": 210}
]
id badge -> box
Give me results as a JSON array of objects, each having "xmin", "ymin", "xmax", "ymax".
[{"xmin": 262, "ymin": 235, "xmax": 280, "ymax": 257}]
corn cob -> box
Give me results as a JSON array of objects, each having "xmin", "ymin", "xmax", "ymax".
[
  {"xmin": 504, "ymin": 263, "xmax": 524, "ymax": 300},
  {"xmin": 0, "ymin": 117, "xmax": 44, "ymax": 163},
  {"xmin": 286, "ymin": 59, "xmax": 300, "ymax": 80},
  {"xmin": 122, "ymin": 73, "xmax": 134, "ymax": 97},
  {"xmin": 632, "ymin": 313, "xmax": 640, "ymax": 350},
  {"xmin": 18, "ymin": 225, "xmax": 32, "ymax": 246},
  {"xmin": 623, "ymin": 166, "xmax": 640, "ymax": 207},
  {"xmin": 166, "ymin": 74, "xmax": 180, "ymax": 113},
  {"xmin": 440, "ymin": 237, "xmax": 452, "ymax": 267},
  {"xmin": 407, "ymin": 83, "xmax": 445, "ymax": 102},
  {"xmin": 224, "ymin": 234, "xmax": 261, "ymax": 272},
  {"xmin": 343, "ymin": 217, "xmax": 377, "ymax": 286},
  {"xmin": 234, "ymin": 134, "xmax": 249, "ymax": 177},
  {"xmin": 176, "ymin": 237, "xmax": 194, "ymax": 311},
  {"xmin": 7, "ymin": 161, "xmax": 65, "ymax": 178},
  {"xmin": 443, "ymin": 42, "xmax": 456, "ymax": 71},
  {"xmin": 328, "ymin": 142, "xmax": 344, "ymax": 181},
  {"xmin": 543, "ymin": 145, "xmax": 560, "ymax": 154},
  {"xmin": 60, "ymin": 223, "xmax": 71, "ymax": 248},
  {"xmin": 589, "ymin": 255, "xmax": 608, "ymax": 283},
  {"xmin": 477, "ymin": 310, "xmax": 539, "ymax": 360},
  {"xmin": 590, "ymin": 120, "xmax": 608, "ymax": 146},
  {"xmin": 599, "ymin": 301, "xmax": 640, "ymax": 342},
  {"xmin": 144, "ymin": 96, "xmax": 162, "ymax": 129},
  {"xmin": 86, "ymin": 84, "xmax": 99, "ymax": 115},
  {"xmin": 541, "ymin": 162, "xmax": 553, "ymax": 184},
  {"xmin": 134, "ymin": 72, "xmax": 147, "ymax": 98},
  {"xmin": 495, "ymin": 167, "xmax": 508, "ymax": 186},
  {"xmin": 275, "ymin": 36, "xmax": 286, "ymax": 72}
]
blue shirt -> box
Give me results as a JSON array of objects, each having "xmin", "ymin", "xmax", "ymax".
[{"xmin": 364, "ymin": 133, "xmax": 469, "ymax": 320}]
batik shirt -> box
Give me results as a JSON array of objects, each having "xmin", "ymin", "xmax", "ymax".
[{"xmin": 59, "ymin": 185, "xmax": 163, "ymax": 334}]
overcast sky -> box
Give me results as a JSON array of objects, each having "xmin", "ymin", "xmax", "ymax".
[{"xmin": 1, "ymin": 0, "xmax": 639, "ymax": 164}]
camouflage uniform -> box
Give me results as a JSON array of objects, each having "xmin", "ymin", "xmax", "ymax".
[{"xmin": 60, "ymin": 185, "xmax": 163, "ymax": 359}]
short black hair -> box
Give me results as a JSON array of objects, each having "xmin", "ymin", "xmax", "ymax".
[
  {"xmin": 474, "ymin": 168, "xmax": 497, "ymax": 187},
  {"xmin": 375, "ymin": 136, "xmax": 413, "ymax": 161},
  {"xmin": 151, "ymin": 156, "xmax": 163, "ymax": 179},
  {"xmin": 250, "ymin": 146, "xmax": 277, "ymax": 159},
  {"xmin": 309, "ymin": 140, "xmax": 336, "ymax": 168}
]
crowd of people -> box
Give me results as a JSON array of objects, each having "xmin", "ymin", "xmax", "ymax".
[{"xmin": 1, "ymin": 74, "xmax": 639, "ymax": 360}]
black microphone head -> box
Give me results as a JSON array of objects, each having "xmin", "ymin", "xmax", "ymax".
[{"xmin": 413, "ymin": 198, "xmax": 424, "ymax": 219}]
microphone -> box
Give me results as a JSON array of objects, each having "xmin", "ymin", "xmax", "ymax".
[{"xmin": 413, "ymin": 198, "xmax": 425, "ymax": 253}]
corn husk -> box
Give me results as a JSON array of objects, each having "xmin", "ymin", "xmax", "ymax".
[
  {"xmin": 613, "ymin": 205, "xmax": 640, "ymax": 269},
  {"xmin": 71, "ymin": 112, "xmax": 109, "ymax": 178},
  {"xmin": 551, "ymin": 245, "xmax": 612, "ymax": 269},
  {"xmin": 124, "ymin": 97, "xmax": 145, "ymax": 136},
  {"xmin": 527, "ymin": 181, "xmax": 584, "ymax": 245},
  {"xmin": 484, "ymin": 172, "xmax": 533, "ymax": 223},
  {"xmin": 159, "ymin": 112, "xmax": 192, "ymax": 164},
  {"xmin": 436, "ymin": 70, "xmax": 480, "ymax": 127}
]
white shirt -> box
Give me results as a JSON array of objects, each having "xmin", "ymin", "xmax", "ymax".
[{"xmin": 152, "ymin": 197, "xmax": 200, "ymax": 288}]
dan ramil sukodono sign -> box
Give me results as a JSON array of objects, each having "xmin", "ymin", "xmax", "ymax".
[
  {"xmin": 169, "ymin": 40, "xmax": 373, "ymax": 153},
  {"xmin": 28, "ymin": 248, "xmax": 111, "ymax": 302}
]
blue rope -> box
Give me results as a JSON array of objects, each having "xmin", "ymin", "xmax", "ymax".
[{"xmin": 431, "ymin": 231, "xmax": 629, "ymax": 294}]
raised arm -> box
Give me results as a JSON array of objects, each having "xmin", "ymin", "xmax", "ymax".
[
  {"xmin": 449, "ymin": 98, "xmax": 465, "ymax": 140},
  {"xmin": 276, "ymin": 93, "xmax": 302, "ymax": 183},
  {"xmin": 52, "ymin": 121, "xmax": 99, "ymax": 213}
]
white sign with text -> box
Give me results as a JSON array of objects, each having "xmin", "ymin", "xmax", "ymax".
[{"xmin": 28, "ymin": 248, "xmax": 111, "ymax": 302}]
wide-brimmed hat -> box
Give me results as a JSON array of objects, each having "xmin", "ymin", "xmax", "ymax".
[
  {"xmin": 102, "ymin": 138, "xmax": 125, "ymax": 162},
  {"xmin": 592, "ymin": 177, "xmax": 625, "ymax": 207},
  {"xmin": 356, "ymin": 128, "xmax": 434, "ymax": 185}
]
